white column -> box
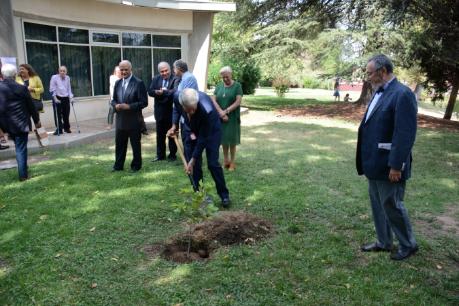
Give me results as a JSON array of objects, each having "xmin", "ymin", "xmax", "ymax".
[{"xmin": 188, "ymin": 11, "xmax": 214, "ymax": 91}]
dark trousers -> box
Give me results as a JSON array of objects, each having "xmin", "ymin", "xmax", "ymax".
[
  {"xmin": 184, "ymin": 131, "xmax": 229, "ymax": 200},
  {"xmin": 368, "ymin": 180, "xmax": 417, "ymax": 252},
  {"xmin": 53, "ymin": 96, "xmax": 71, "ymax": 131},
  {"xmin": 107, "ymin": 102, "xmax": 115, "ymax": 125},
  {"xmin": 11, "ymin": 133, "xmax": 29, "ymax": 179},
  {"xmin": 114, "ymin": 128, "xmax": 142, "ymax": 171},
  {"xmin": 156, "ymin": 119, "xmax": 177, "ymax": 159}
]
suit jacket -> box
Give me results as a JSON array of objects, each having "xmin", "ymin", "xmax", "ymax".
[
  {"xmin": 181, "ymin": 91, "xmax": 221, "ymax": 160},
  {"xmin": 356, "ymin": 78, "xmax": 417, "ymax": 181},
  {"xmin": 147, "ymin": 74, "xmax": 178, "ymax": 122},
  {"xmin": 0, "ymin": 79, "xmax": 40, "ymax": 135},
  {"xmin": 111, "ymin": 75, "xmax": 148, "ymax": 130}
]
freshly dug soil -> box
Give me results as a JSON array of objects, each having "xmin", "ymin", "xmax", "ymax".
[
  {"xmin": 143, "ymin": 211, "xmax": 273, "ymax": 263},
  {"xmin": 277, "ymin": 103, "xmax": 459, "ymax": 131}
]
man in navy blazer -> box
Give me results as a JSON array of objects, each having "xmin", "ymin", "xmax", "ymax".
[
  {"xmin": 357, "ymin": 54, "xmax": 418, "ymax": 260},
  {"xmin": 111, "ymin": 60, "xmax": 148, "ymax": 172},
  {"xmin": 168, "ymin": 88, "xmax": 230, "ymax": 208},
  {"xmin": 148, "ymin": 62, "xmax": 178, "ymax": 162}
]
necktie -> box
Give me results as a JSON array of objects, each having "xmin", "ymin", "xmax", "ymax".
[{"xmin": 163, "ymin": 79, "xmax": 168, "ymax": 88}]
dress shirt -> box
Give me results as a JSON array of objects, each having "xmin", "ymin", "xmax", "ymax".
[
  {"xmin": 50, "ymin": 74, "xmax": 73, "ymax": 98},
  {"xmin": 177, "ymin": 71, "xmax": 198, "ymax": 92},
  {"xmin": 365, "ymin": 77, "xmax": 395, "ymax": 122}
]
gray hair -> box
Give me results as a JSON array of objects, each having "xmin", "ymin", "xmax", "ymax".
[
  {"xmin": 158, "ymin": 61, "xmax": 170, "ymax": 71},
  {"xmin": 173, "ymin": 59, "xmax": 188, "ymax": 73},
  {"xmin": 368, "ymin": 54, "xmax": 394, "ymax": 74},
  {"xmin": 219, "ymin": 66, "xmax": 232, "ymax": 74},
  {"xmin": 1, "ymin": 64, "xmax": 17, "ymax": 79},
  {"xmin": 119, "ymin": 60, "xmax": 132, "ymax": 69},
  {"xmin": 179, "ymin": 88, "xmax": 199, "ymax": 108}
]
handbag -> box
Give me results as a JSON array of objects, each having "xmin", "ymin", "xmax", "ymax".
[{"xmin": 32, "ymin": 98, "xmax": 44, "ymax": 112}]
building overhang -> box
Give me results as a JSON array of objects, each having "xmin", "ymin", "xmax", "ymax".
[{"xmin": 96, "ymin": 0, "xmax": 236, "ymax": 12}]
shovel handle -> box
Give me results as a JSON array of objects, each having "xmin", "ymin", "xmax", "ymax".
[{"xmin": 173, "ymin": 135, "xmax": 187, "ymax": 168}]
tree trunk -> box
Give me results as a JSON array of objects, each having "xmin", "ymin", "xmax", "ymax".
[
  {"xmin": 414, "ymin": 83, "xmax": 423, "ymax": 102},
  {"xmin": 355, "ymin": 80, "xmax": 373, "ymax": 105},
  {"xmin": 443, "ymin": 76, "xmax": 459, "ymax": 120}
]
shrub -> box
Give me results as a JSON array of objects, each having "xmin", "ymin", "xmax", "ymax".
[
  {"xmin": 272, "ymin": 77, "xmax": 290, "ymax": 97},
  {"xmin": 303, "ymin": 76, "xmax": 329, "ymax": 89},
  {"xmin": 207, "ymin": 58, "xmax": 261, "ymax": 95}
]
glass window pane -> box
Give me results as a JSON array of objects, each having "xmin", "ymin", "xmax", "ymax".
[
  {"xmin": 92, "ymin": 47, "xmax": 121, "ymax": 96},
  {"xmin": 122, "ymin": 32, "xmax": 151, "ymax": 46},
  {"xmin": 123, "ymin": 48, "xmax": 152, "ymax": 86},
  {"xmin": 59, "ymin": 27, "xmax": 89, "ymax": 44},
  {"xmin": 153, "ymin": 49, "xmax": 181, "ymax": 75},
  {"xmin": 92, "ymin": 33, "xmax": 119, "ymax": 44},
  {"xmin": 24, "ymin": 22, "xmax": 56, "ymax": 42},
  {"xmin": 153, "ymin": 35, "xmax": 181, "ymax": 48},
  {"xmin": 60, "ymin": 45, "xmax": 92, "ymax": 97},
  {"xmin": 26, "ymin": 42, "xmax": 59, "ymax": 100}
]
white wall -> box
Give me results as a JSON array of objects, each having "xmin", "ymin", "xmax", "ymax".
[
  {"xmin": 12, "ymin": 0, "xmax": 193, "ymax": 32},
  {"xmin": 188, "ymin": 11, "xmax": 214, "ymax": 91}
]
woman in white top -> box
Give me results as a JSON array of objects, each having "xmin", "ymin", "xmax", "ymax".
[{"xmin": 107, "ymin": 66, "xmax": 121, "ymax": 129}]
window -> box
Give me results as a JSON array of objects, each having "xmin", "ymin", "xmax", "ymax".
[
  {"xmin": 60, "ymin": 45, "xmax": 92, "ymax": 97},
  {"xmin": 92, "ymin": 47, "xmax": 121, "ymax": 95},
  {"xmin": 92, "ymin": 33, "xmax": 119, "ymax": 44},
  {"xmin": 25, "ymin": 42, "xmax": 58, "ymax": 100},
  {"xmin": 123, "ymin": 48, "xmax": 152, "ymax": 86},
  {"xmin": 122, "ymin": 32, "xmax": 151, "ymax": 47},
  {"xmin": 153, "ymin": 35, "xmax": 181, "ymax": 48},
  {"xmin": 153, "ymin": 49, "xmax": 181, "ymax": 75},
  {"xmin": 59, "ymin": 27, "xmax": 89, "ymax": 44},
  {"xmin": 24, "ymin": 22, "xmax": 56, "ymax": 41},
  {"xmin": 24, "ymin": 21, "xmax": 183, "ymax": 98}
]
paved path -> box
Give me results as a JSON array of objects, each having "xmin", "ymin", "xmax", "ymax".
[{"xmin": 0, "ymin": 108, "xmax": 250, "ymax": 166}]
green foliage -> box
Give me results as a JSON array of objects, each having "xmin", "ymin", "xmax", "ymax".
[
  {"xmin": 172, "ymin": 184, "xmax": 219, "ymax": 224},
  {"xmin": 208, "ymin": 12, "xmax": 261, "ymax": 94},
  {"xmin": 302, "ymin": 76, "xmax": 330, "ymax": 89},
  {"xmin": 272, "ymin": 77, "xmax": 290, "ymax": 97}
]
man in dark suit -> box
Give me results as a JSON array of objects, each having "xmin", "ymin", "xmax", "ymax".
[
  {"xmin": 148, "ymin": 62, "xmax": 178, "ymax": 162},
  {"xmin": 168, "ymin": 88, "xmax": 231, "ymax": 208},
  {"xmin": 0, "ymin": 64, "xmax": 41, "ymax": 181},
  {"xmin": 357, "ymin": 54, "xmax": 418, "ymax": 261},
  {"xmin": 111, "ymin": 60, "xmax": 148, "ymax": 172}
]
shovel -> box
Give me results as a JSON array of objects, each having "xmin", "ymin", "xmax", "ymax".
[{"xmin": 172, "ymin": 135, "xmax": 198, "ymax": 191}]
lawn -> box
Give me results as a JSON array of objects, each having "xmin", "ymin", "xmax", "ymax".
[{"xmin": 0, "ymin": 95, "xmax": 458, "ymax": 305}]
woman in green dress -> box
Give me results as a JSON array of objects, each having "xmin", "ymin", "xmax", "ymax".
[{"xmin": 211, "ymin": 66, "xmax": 243, "ymax": 171}]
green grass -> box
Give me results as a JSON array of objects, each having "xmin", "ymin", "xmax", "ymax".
[{"xmin": 0, "ymin": 97, "xmax": 458, "ymax": 305}]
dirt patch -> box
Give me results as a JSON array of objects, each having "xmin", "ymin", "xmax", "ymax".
[
  {"xmin": 144, "ymin": 211, "xmax": 273, "ymax": 263},
  {"xmin": 416, "ymin": 204, "xmax": 459, "ymax": 240},
  {"xmin": 277, "ymin": 103, "xmax": 459, "ymax": 131}
]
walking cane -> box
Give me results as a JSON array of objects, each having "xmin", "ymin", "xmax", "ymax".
[
  {"xmin": 172, "ymin": 135, "xmax": 198, "ymax": 191},
  {"xmin": 52, "ymin": 98, "xmax": 60, "ymax": 136},
  {"xmin": 70, "ymin": 98, "xmax": 81, "ymax": 133}
]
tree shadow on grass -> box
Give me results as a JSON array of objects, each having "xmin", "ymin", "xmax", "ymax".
[{"xmin": 0, "ymin": 120, "xmax": 458, "ymax": 305}]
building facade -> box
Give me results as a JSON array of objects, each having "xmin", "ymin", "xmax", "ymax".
[{"xmin": 1, "ymin": 0, "xmax": 235, "ymax": 126}]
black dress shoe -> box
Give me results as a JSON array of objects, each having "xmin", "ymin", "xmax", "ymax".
[
  {"xmin": 167, "ymin": 156, "xmax": 177, "ymax": 162},
  {"xmin": 0, "ymin": 144, "xmax": 9, "ymax": 150},
  {"xmin": 151, "ymin": 157, "xmax": 165, "ymax": 162},
  {"xmin": 65, "ymin": 129, "xmax": 72, "ymax": 133},
  {"xmin": 390, "ymin": 246, "xmax": 418, "ymax": 261},
  {"xmin": 53, "ymin": 130, "xmax": 63, "ymax": 136},
  {"xmin": 111, "ymin": 168, "xmax": 123, "ymax": 172},
  {"xmin": 141, "ymin": 130, "xmax": 149, "ymax": 135},
  {"xmin": 221, "ymin": 198, "xmax": 231, "ymax": 208},
  {"xmin": 361, "ymin": 242, "xmax": 392, "ymax": 252}
]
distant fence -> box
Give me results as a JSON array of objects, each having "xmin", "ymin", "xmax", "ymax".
[{"xmin": 337, "ymin": 82, "xmax": 363, "ymax": 91}]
